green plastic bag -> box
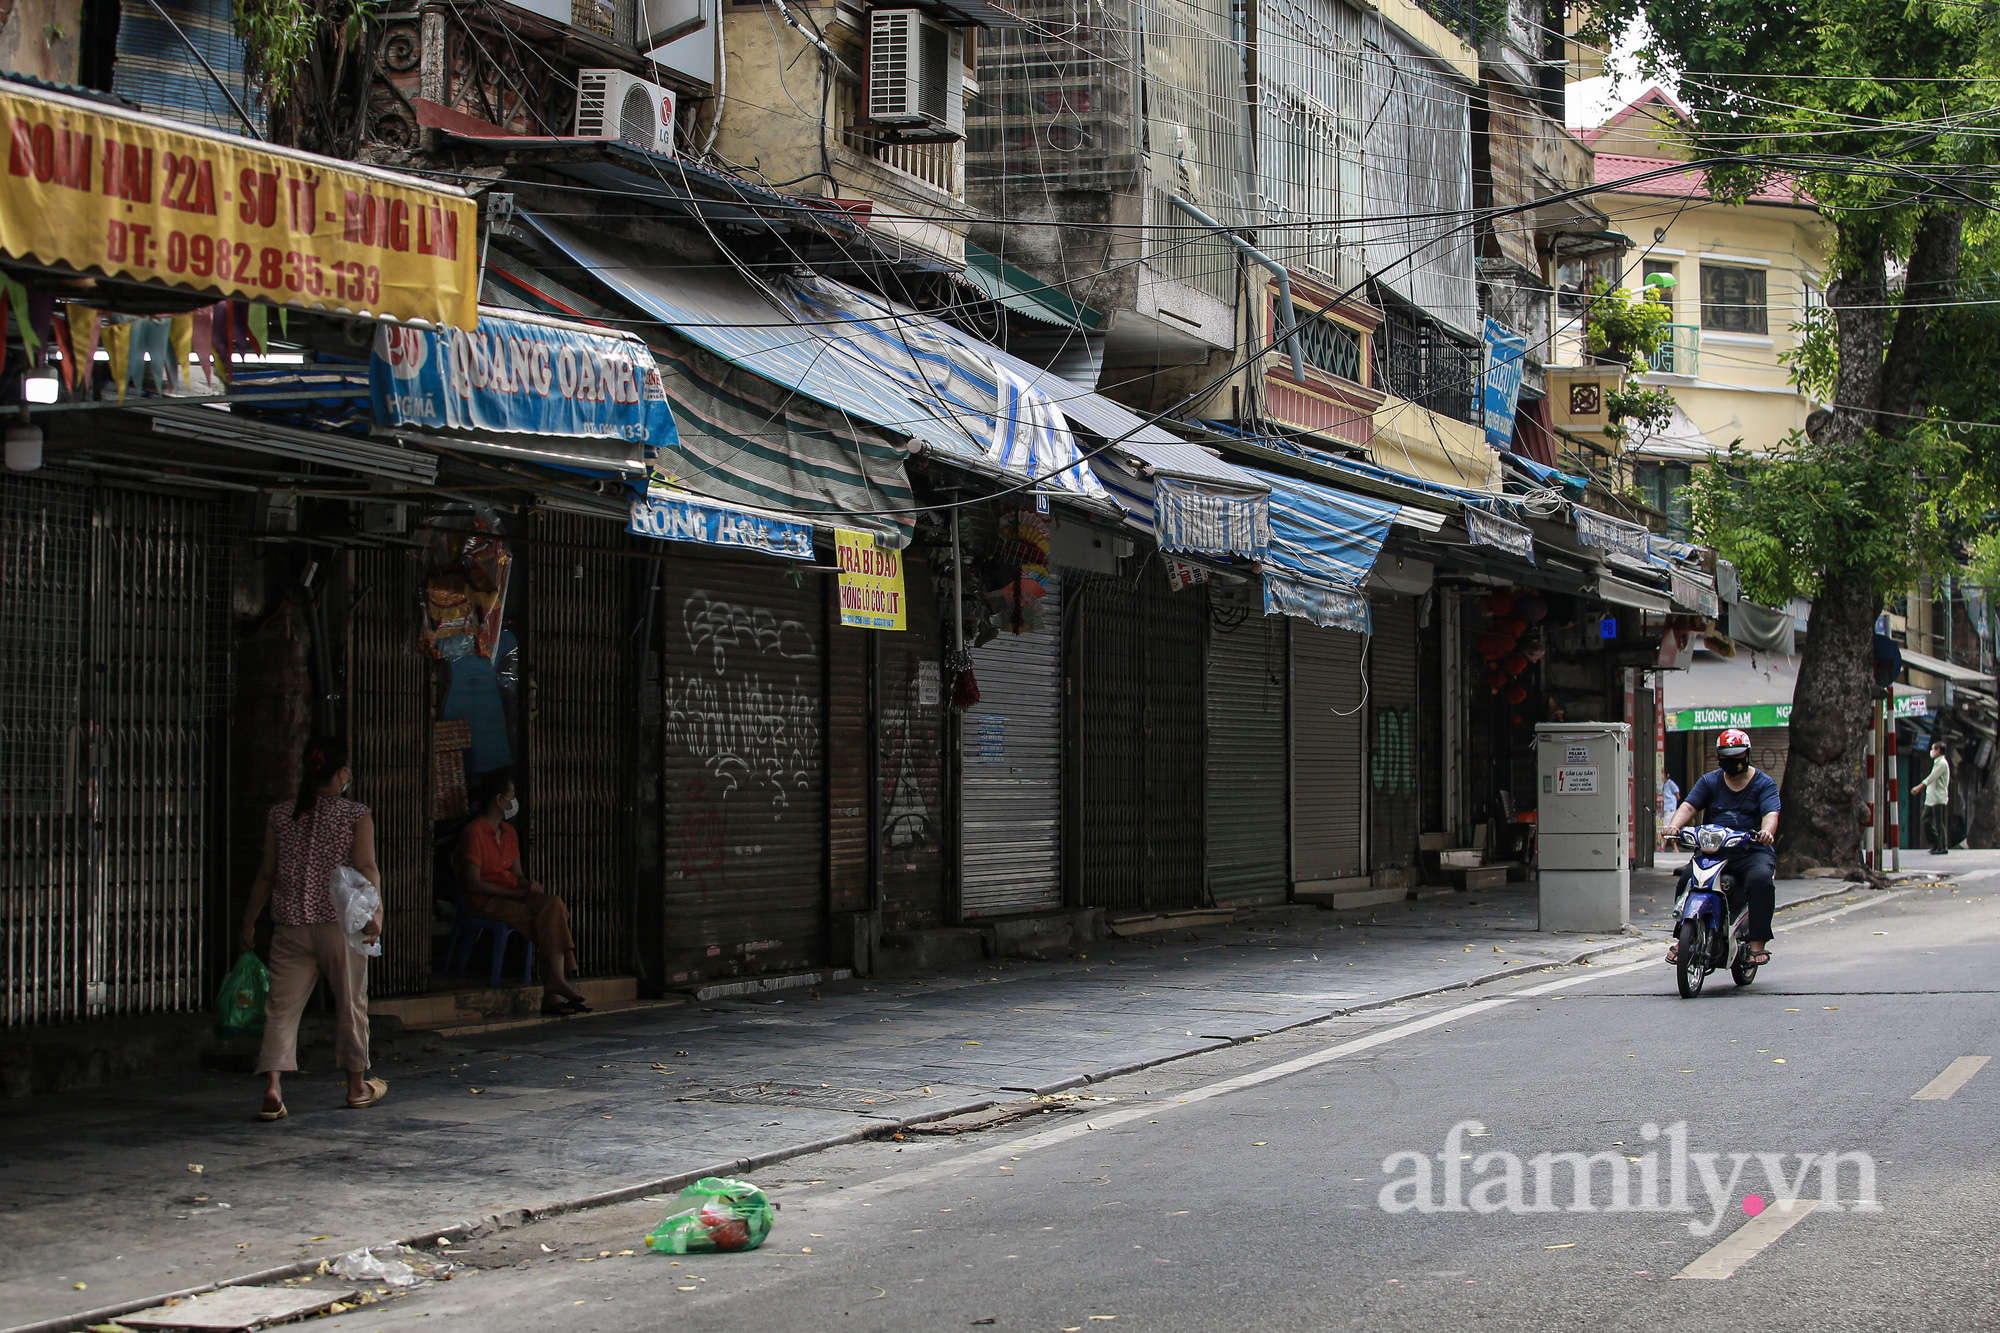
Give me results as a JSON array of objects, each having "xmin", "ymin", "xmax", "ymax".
[
  {"xmin": 644, "ymin": 1177, "xmax": 774, "ymax": 1254},
  {"xmin": 214, "ymin": 950, "xmax": 269, "ymax": 1039}
]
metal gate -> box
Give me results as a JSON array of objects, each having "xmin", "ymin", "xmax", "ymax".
[
  {"xmin": 1205, "ymin": 601, "xmax": 1288, "ymax": 906},
  {"xmin": 526, "ymin": 512, "xmax": 632, "ymax": 977},
  {"xmin": 1, "ymin": 477, "xmax": 231, "ymax": 1026},
  {"xmin": 877, "ymin": 554, "xmax": 946, "ymax": 927},
  {"xmin": 346, "ymin": 546, "xmax": 432, "ymax": 998},
  {"xmin": 1066, "ymin": 561, "xmax": 1206, "ymax": 912},
  {"xmin": 659, "ymin": 554, "xmax": 826, "ymax": 984},
  {"xmin": 962, "ymin": 572, "xmax": 1062, "ymax": 917},
  {"xmin": 1369, "ymin": 595, "xmax": 1422, "ymax": 874},
  {"xmin": 1291, "ymin": 619, "xmax": 1367, "ymax": 885}
]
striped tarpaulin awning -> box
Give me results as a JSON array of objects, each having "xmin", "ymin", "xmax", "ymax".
[{"xmin": 1250, "ymin": 469, "xmax": 1403, "ymax": 633}]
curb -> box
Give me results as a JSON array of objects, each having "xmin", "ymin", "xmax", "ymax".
[{"xmin": 4, "ymin": 882, "xmax": 1886, "ymax": 1333}]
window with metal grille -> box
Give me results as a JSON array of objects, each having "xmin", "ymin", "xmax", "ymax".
[
  {"xmin": 1372, "ymin": 308, "xmax": 1481, "ymax": 425},
  {"xmin": 1700, "ymin": 263, "xmax": 1768, "ymax": 334},
  {"xmin": 1295, "ymin": 311, "xmax": 1363, "ymax": 383}
]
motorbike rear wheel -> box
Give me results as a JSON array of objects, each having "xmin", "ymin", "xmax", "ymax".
[
  {"xmin": 1675, "ymin": 921, "xmax": 1709, "ymax": 998},
  {"xmin": 1731, "ymin": 955, "xmax": 1759, "ymax": 986}
]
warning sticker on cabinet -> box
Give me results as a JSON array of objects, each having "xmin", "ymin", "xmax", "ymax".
[
  {"xmin": 1554, "ymin": 766, "xmax": 1598, "ymax": 794},
  {"xmin": 1564, "ymin": 745, "xmax": 1592, "ymax": 765}
]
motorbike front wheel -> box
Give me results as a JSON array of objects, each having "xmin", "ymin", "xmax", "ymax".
[{"xmin": 1675, "ymin": 921, "xmax": 1709, "ymax": 998}]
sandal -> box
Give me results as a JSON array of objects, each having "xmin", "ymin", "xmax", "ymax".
[
  {"xmin": 258, "ymin": 1103, "xmax": 288, "ymax": 1122},
  {"xmin": 1665, "ymin": 942, "xmax": 1679, "ymax": 964},
  {"xmin": 1744, "ymin": 949, "xmax": 1772, "ymax": 966},
  {"xmin": 346, "ymin": 1077, "xmax": 389, "ymax": 1109}
]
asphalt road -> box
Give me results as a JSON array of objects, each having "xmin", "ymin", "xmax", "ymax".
[{"xmin": 332, "ymin": 878, "xmax": 2000, "ymax": 1333}]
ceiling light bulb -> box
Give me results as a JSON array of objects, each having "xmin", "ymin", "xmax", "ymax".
[{"xmin": 22, "ymin": 368, "xmax": 58, "ymax": 404}]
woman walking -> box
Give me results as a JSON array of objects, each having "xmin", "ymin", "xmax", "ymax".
[{"xmin": 239, "ymin": 737, "xmax": 387, "ymax": 1118}]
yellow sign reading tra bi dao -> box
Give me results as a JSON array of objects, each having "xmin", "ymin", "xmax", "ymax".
[
  {"xmin": 0, "ymin": 83, "xmax": 478, "ymax": 329},
  {"xmin": 835, "ymin": 529, "xmax": 906, "ymax": 631}
]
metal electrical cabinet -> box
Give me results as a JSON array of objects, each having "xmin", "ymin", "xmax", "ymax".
[{"xmin": 1534, "ymin": 722, "xmax": 1631, "ymax": 931}]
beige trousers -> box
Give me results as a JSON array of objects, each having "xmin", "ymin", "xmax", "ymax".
[{"xmin": 256, "ymin": 921, "xmax": 371, "ymax": 1075}]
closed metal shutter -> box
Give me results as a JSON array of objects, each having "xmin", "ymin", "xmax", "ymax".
[
  {"xmin": 1632, "ymin": 685, "xmax": 1658, "ymax": 868},
  {"xmin": 1, "ymin": 478, "xmax": 231, "ymax": 1024},
  {"xmin": 962, "ymin": 573, "xmax": 1062, "ymax": 917},
  {"xmin": 877, "ymin": 554, "xmax": 947, "ymax": 927},
  {"xmin": 347, "ymin": 546, "xmax": 432, "ymax": 998},
  {"xmin": 1205, "ymin": 604, "xmax": 1288, "ymax": 906},
  {"xmin": 1291, "ymin": 619, "xmax": 1367, "ymax": 884},
  {"xmin": 826, "ymin": 596, "xmax": 870, "ymax": 916},
  {"xmin": 1067, "ymin": 562, "xmax": 1206, "ymax": 912},
  {"xmin": 1369, "ymin": 595, "xmax": 1421, "ymax": 873},
  {"xmin": 659, "ymin": 554, "xmax": 825, "ymax": 984},
  {"xmin": 525, "ymin": 512, "xmax": 631, "ymax": 976}
]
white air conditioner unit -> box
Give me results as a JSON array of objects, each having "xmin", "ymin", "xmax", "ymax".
[
  {"xmin": 575, "ymin": 69, "xmax": 676, "ymax": 156},
  {"xmin": 867, "ymin": 9, "xmax": 965, "ymax": 139}
]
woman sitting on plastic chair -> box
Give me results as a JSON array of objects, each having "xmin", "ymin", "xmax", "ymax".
[{"xmin": 456, "ymin": 769, "xmax": 590, "ymax": 1015}]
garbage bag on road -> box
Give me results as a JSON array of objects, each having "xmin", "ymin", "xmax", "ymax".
[
  {"xmin": 213, "ymin": 951, "xmax": 270, "ymax": 1039},
  {"xmin": 645, "ymin": 1177, "xmax": 775, "ymax": 1254},
  {"xmin": 329, "ymin": 1244, "xmax": 462, "ymax": 1288}
]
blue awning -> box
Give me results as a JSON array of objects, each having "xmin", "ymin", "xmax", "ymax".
[
  {"xmin": 1090, "ymin": 443, "xmax": 1270, "ymax": 559},
  {"xmin": 1250, "ymin": 470, "xmax": 1402, "ymax": 633}
]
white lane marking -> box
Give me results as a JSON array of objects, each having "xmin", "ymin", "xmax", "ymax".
[
  {"xmin": 824, "ymin": 999, "xmax": 1521, "ymax": 1204},
  {"xmin": 813, "ymin": 891, "xmax": 1924, "ymax": 1209},
  {"xmin": 1775, "ymin": 889, "xmax": 1915, "ymax": 933},
  {"xmin": 1911, "ymin": 1055, "xmax": 1991, "ymax": 1101},
  {"xmin": 1673, "ymin": 1200, "xmax": 1819, "ymax": 1280}
]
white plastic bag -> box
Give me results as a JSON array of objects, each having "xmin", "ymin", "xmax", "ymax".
[{"xmin": 328, "ymin": 864, "xmax": 382, "ymax": 957}]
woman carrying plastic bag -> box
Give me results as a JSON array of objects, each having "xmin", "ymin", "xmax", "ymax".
[{"xmin": 238, "ymin": 736, "xmax": 388, "ymax": 1120}]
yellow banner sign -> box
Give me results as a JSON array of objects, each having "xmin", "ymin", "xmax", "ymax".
[
  {"xmin": 835, "ymin": 528, "xmax": 907, "ymax": 631},
  {"xmin": 0, "ymin": 84, "xmax": 478, "ymax": 328}
]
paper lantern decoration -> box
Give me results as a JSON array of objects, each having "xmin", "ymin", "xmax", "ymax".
[
  {"xmin": 1510, "ymin": 714, "xmax": 1522, "ymax": 725},
  {"xmin": 1522, "ymin": 640, "xmax": 1546, "ymax": 663},
  {"xmin": 1515, "ymin": 595, "xmax": 1547, "ymax": 624},
  {"xmin": 1477, "ymin": 632, "xmax": 1513, "ymax": 660},
  {"xmin": 1483, "ymin": 668, "xmax": 1507, "ymax": 692},
  {"xmin": 1500, "ymin": 617, "xmax": 1527, "ymax": 640},
  {"xmin": 1505, "ymin": 684, "xmax": 1528, "ymax": 704},
  {"xmin": 1503, "ymin": 651, "xmax": 1528, "ymax": 675},
  {"xmin": 1488, "ymin": 590, "xmax": 1516, "ymax": 617}
]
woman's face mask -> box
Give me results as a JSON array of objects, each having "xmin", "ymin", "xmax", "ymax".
[{"xmin": 503, "ymin": 797, "xmax": 520, "ymax": 819}]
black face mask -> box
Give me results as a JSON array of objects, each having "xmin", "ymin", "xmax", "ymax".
[{"xmin": 1721, "ymin": 756, "xmax": 1749, "ymax": 776}]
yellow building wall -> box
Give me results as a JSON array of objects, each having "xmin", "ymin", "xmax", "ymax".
[
  {"xmin": 1606, "ymin": 193, "xmax": 1829, "ymax": 454},
  {"xmin": 1370, "ymin": 399, "xmax": 1500, "ymax": 491}
]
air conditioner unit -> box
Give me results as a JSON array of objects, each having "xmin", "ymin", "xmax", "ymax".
[
  {"xmin": 575, "ymin": 69, "xmax": 676, "ymax": 156},
  {"xmin": 867, "ymin": 9, "xmax": 965, "ymax": 140}
]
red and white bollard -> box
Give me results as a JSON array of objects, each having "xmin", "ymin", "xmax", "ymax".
[
  {"xmin": 1864, "ymin": 720, "xmax": 1878, "ymax": 871},
  {"xmin": 1885, "ymin": 704, "xmax": 1900, "ymax": 872}
]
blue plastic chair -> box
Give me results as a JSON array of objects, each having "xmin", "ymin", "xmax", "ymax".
[{"xmin": 444, "ymin": 845, "xmax": 535, "ymax": 987}]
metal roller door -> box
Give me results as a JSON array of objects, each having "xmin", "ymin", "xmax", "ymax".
[
  {"xmin": 1369, "ymin": 595, "xmax": 1422, "ymax": 874},
  {"xmin": 1291, "ymin": 620, "xmax": 1367, "ymax": 885},
  {"xmin": 826, "ymin": 597, "xmax": 870, "ymax": 917},
  {"xmin": 1, "ymin": 478, "xmax": 232, "ymax": 1024},
  {"xmin": 525, "ymin": 511, "xmax": 632, "ymax": 977},
  {"xmin": 347, "ymin": 546, "xmax": 433, "ymax": 998},
  {"xmin": 1067, "ymin": 562, "xmax": 1206, "ymax": 912},
  {"xmin": 876, "ymin": 554, "xmax": 946, "ymax": 926},
  {"xmin": 1205, "ymin": 605, "xmax": 1288, "ymax": 906},
  {"xmin": 962, "ymin": 573, "xmax": 1062, "ymax": 917},
  {"xmin": 659, "ymin": 555, "xmax": 825, "ymax": 984}
]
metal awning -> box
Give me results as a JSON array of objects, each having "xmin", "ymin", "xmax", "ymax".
[
  {"xmin": 1664, "ymin": 651, "xmax": 1930, "ymax": 731},
  {"xmin": 1596, "ymin": 572, "xmax": 1672, "ymax": 613},
  {"xmin": 1899, "ymin": 647, "xmax": 1994, "ymax": 686},
  {"xmin": 960, "ymin": 245, "xmax": 1103, "ymax": 329},
  {"xmin": 1627, "ymin": 402, "xmax": 1716, "ymax": 460},
  {"xmin": 148, "ymin": 407, "xmax": 437, "ymax": 485}
]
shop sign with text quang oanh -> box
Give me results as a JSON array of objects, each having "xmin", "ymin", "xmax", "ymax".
[{"xmin": 0, "ymin": 83, "xmax": 478, "ymax": 328}]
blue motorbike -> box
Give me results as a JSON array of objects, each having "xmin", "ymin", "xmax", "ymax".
[{"xmin": 1670, "ymin": 824, "xmax": 1762, "ymax": 998}]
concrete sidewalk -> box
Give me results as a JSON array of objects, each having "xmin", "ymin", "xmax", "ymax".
[{"xmin": 0, "ymin": 862, "xmax": 1961, "ymax": 1332}]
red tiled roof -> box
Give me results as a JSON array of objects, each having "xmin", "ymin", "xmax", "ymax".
[{"xmin": 1593, "ymin": 153, "xmax": 1808, "ymax": 205}]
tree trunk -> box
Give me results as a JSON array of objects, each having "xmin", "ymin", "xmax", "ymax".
[
  {"xmin": 1770, "ymin": 208, "xmax": 1960, "ymax": 874},
  {"xmin": 1774, "ymin": 574, "xmax": 1879, "ymax": 875}
]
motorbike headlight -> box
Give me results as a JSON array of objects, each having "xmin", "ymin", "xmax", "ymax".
[{"xmin": 1697, "ymin": 828, "xmax": 1726, "ymax": 854}]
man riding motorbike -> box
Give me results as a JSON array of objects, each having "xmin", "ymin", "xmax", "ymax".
[{"xmin": 1661, "ymin": 728, "xmax": 1780, "ymax": 967}]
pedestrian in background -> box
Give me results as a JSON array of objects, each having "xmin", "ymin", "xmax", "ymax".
[
  {"xmin": 239, "ymin": 736, "xmax": 387, "ymax": 1118},
  {"xmin": 1916, "ymin": 741, "xmax": 1952, "ymax": 855}
]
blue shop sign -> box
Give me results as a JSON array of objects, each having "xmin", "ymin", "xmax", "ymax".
[
  {"xmin": 628, "ymin": 489, "xmax": 814, "ymax": 560},
  {"xmin": 372, "ymin": 312, "xmax": 679, "ymax": 446}
]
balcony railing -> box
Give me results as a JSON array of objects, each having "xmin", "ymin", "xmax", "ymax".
[{"xmin": 1649, "ymin": 324, "xmax": 1699, "ymax": 377}]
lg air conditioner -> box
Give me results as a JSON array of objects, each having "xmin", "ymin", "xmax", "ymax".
[
  {"xmin": 867, "ymin": 9, "xmax": 965, "ymax": 140},
  {"xmin": 575, "ymin": 69, "xmax": 676, "ymax": 156}
]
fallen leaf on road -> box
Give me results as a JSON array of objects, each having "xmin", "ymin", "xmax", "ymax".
[
  {"xmin": 973, "ymin": 1320, "xmax": 996, "ymax": 1326},
  {"xmin": 618, "ymin": 1250, "xmax": 635, "ymax": 1256},
  {"xmin": 1774, "ymin": 1059, "xmax": 1787, "ymax": 1064},
  {"xmin": 1546, "ymin": 1243, "xmax": 1577, "ymax": 1250},
  {"xmin": 677, "ymin": 1286, "xmax": 698, "ymax": 1292},
  {"xmin": 540, "ymin": 1244, "xmax": 554, "ymax": 1252},
  {"xmin": 470, "ymin": 1088, "xmax": 485, "ymax": 1094},
  {"xmin": 73, "ymin": 1282, "xmax": 86, "ymax": 1290},
  {"xmin": 1252, "ymin": 1142, "xmax": 1268, "ymax": 1146}
]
